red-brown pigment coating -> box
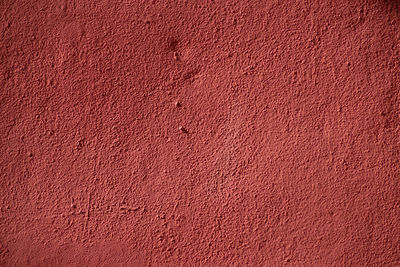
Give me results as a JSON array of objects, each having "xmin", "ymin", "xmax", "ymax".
[{"xmin": 1, "ymin": 0, "xmax": 399, "ymax": 266}]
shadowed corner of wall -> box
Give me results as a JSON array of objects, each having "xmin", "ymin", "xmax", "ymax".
[{"xmin": 381, "ymin": 0, "xmax": 400, "ymax": 11}]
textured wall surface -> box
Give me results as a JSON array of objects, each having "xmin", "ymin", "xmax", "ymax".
[{"xmin": 1, "ymin": 0, "xmax": 399, "ymax": 266}]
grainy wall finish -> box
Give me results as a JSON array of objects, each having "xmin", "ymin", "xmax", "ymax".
[{"xmin": 0, "ymin": 0, "xmax": 399, "ymax": 266}]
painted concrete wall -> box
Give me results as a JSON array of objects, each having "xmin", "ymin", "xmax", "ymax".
[{"xmin": 1, "ymin": 0, "xmax": 399, "ymax": 265}]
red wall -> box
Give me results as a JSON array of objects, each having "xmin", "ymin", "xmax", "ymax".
[{"xmin": 1, "ymin": 0, "xmax": 399, "ymax": 265}]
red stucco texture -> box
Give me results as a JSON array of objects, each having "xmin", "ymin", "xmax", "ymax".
[{"xmin": 1, "ymin": 0, "xmax": 400, "ymax": 266}]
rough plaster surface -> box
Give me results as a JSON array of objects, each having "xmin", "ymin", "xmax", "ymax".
[{"xmin": 1, "ymin": 0, "xmax": 400, "ymax": 266}]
